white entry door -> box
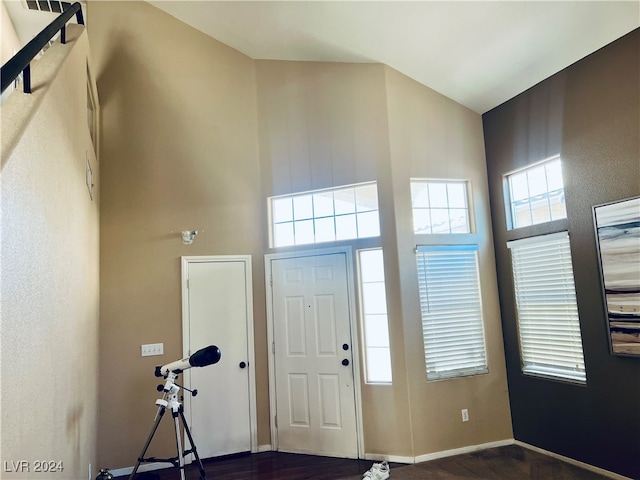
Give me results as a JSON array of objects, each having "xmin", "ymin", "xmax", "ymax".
[
  {"xmin": 181, "ymin": 256, "xmax": 256, "ymax": 459},
  {"xmin": 269, "ymin": 251, "xmax": 358, "ymax": 458}
]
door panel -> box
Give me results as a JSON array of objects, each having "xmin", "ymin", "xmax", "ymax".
[
  {"xmin": 271, "ymin": 253, "xmax": 358, "ymax": 458},
  {"xmin": 285, "ymin": 297, "xmax": 306, "ymax": 355},
  {"xmin": 318, "ymin": 374, "xmax": 342, "ymax": 427},
  {"xmin": 288, "ymin": 374, "xmax": 310, "ymax": 426},
  {"xmin": 315, "ymin": 295, "xmax": 337, "ymax": 355}
]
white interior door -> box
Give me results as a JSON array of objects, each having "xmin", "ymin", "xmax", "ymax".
[
  {"xmin": 269, "ymin": 252, "xmax": 358, "ymax": 458},
  {"xmin": 182, "ymin": 256, "xmax": 256, "ymax": 459}
]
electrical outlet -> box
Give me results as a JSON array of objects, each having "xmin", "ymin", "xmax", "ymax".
[
  {"xmin": 141, "ymin": 343, "xmax": 164, "ymax": 357},
  {"xmin": 461, "ymin": 408, "xmax": 469, "ymax": 422}
]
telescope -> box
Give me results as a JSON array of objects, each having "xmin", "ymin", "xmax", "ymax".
[
  {"xmin": 154, "ymin": 345, "xmax": 221, "ymax": 377},
  {"xmin": 131, "ymin": 345, "xmax": 221, "ymax": 480}
]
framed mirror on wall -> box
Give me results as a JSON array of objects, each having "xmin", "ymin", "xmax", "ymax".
[{"xmin": 593, "ymin": 196, "xmax": 640, "ymax": 356}]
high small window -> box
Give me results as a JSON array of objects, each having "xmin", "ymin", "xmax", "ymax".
[
  {"xmin": 358, "ymin": 249, "xmax": 392, "ymax": 384},
  {"xmin": 269, "ymin": 182, "xmax": 380, "ymax": 248},
  {"xmin": 416, "ymin": 245, "xmax": 488, "ymax": 381},
  {"xmin": 505, "ymin": 156, "xmax": 566, "ymax": 229},
  {"xmin": 410, "ymin": 180, "xmax": 470, "ymax": 234},
  {"xmin": 507, "ymin": 232, "xmax": 586, "ymax": 383}
]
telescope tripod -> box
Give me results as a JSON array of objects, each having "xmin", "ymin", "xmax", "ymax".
[{"xmin": 128, "ymin": 372, "xmax": 207, "ymax": 480}]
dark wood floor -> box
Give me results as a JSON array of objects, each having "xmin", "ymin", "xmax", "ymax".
[{"xmin": 122, "ymin": 445, "xmax": 610, "ymax": 480}]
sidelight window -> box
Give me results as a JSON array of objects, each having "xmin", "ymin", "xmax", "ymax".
[{"xmin": 357, "ymin": 248, "xmax": 392, "ymax": 384}]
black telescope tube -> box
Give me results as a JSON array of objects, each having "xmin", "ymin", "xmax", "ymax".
[
  {"xmin": 189, "ymin": 345, "xmax": 221, "ymax": 367},
  {"xmin": 154, "ymin": 345, "xmax": 221, "ymax": 377}
]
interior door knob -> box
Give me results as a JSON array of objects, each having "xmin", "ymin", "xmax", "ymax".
[
  {"xmin": 239, "ymin": 361, "xmax": 247, "ymax": 369},
  {"xmin": 342, "ymin": 359, "xmax": 349, "ymax": 366}
]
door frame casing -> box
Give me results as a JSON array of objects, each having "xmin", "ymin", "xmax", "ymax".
[
  {"xmin": 264, "ymin": 247, "xmax": 364, "ymax": 458},
  {"xmin": 181, "ymin": 255, "xmax": 258, "ymax": 455}
]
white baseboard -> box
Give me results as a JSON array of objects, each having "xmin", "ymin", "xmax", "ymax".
[
  {"xmin": 516, "ymin": 441, "xmax": 633, "ymax": 480},
  {"xmin": 363, "ymin": 453, "xmax": 415, "ymax": 464},
  {"xmin": 414, "ymin": 438, "xmax": 515, "ymax": 464},
  {"xmin": 109, "ymin": 462, "xmax": 168, "ymax": 478},
  {"xmin": 257, "ymin": 444, "xmax": 272, "ymax": 453},
  {"xmin": 364, "ymin": 439, "xmax": 515, "ymax": 465}
]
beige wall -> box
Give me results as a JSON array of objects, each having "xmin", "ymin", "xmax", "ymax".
[
  {"xmin": 255, "ymin": 61, "xmax": 512, "ymax": 458},
  {"xmin": 90, "ymin": 0, "xmax": 511, "ymax": 467},
  {"xmin": 255, "ymin": 61, "xmax": 416, "ymax": 456},
  {"xmin": 384, "ymin": 68, "xmax": 513, "ymax": 456},
  {"xmin": 88, "ymin": 1, "xmax": 266, "ymax": 469},
  {"xmin": 1, "ymin": 25, "xmax": 100, "ymax": 479},
  {"xmin": 256, "ymin": 61, "xmax": 385, "ymax": 196}
]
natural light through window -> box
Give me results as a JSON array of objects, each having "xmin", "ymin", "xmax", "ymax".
[
  {"xmin": 508, "ymin": 232, "xmax": 586, "ymax": 383},
  {"xmin": 270, "ymin": 183, "xmax": 380, "ymax": 247},
  {"xmin": 410, "ymin": 180, "xmax": 470, "ymax": 234},
  {"xmin": 505, "ymin": 156, "xmax": 566, "ymax": 229},
  {"xmin": 358, "ymin": 249, "xmax": 392, "ymax": 384},
  {"xmin": 416, "ymin": 245, "xmax": 488, "ymax": 381}
]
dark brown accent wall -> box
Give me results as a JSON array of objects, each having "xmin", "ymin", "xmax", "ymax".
[{"xmin": 483, "ymin": 29, "xmax": 639, "ymax": 478}]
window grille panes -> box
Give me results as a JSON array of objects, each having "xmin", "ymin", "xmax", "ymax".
[
  {"xmin": 358, "ymin": 249, "xmax": 392, "ymax": 384},
  {"xmin": 507, "ymin": 232, "xmax": 586, "ymax": 383},
  {"xmin": 505, "ymin": 157, "xmax": 566, "ymax": 229},
  {"xmin": 411, "ymin": 180, "xmax": 470, "ymax": 234},
  {"xmin": 416, "ymin": 245, "xmax": 488, "ymax": 380},
  {"xmin": 270, "ymin": 183, "xmax": 380, "ymax": 247}
]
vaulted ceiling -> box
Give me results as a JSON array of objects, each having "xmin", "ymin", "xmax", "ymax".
[
  {"xmin": 4, "ymin": 1, "xmax": 639, "ymax": 113},
  {"xmin": 146, "ymin": 1, "xmax": 639, "ymax": 113}
]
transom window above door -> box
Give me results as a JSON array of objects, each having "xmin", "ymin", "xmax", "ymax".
[{"xmin": 269, "ymin": 182, "xmax": 380, "ymax": 248}]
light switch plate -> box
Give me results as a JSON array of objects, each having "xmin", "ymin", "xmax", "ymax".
[{"xmin": 141, "ymin": 343, "xmax": 164, "ymax": 357}]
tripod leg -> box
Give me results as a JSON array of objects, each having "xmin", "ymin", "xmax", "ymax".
[
  {"xmin": 180, "ymin": 408, "xmax": 208, "ymax": 480},
  {"xmin": 128, "ymin": 406, "xmax": 167, "ymax": 480},
  {"xmin": 172, "ymin": 411, "xmax": 186, "ymax": 480}
]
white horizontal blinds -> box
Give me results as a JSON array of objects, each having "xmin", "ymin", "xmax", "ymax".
[
  {"xmin": 416, "ymin": 245, "xmax": 488, "ymax": 380},
  {"xmin": 507, "ymin": 232, "xmax": 586, "ymax": 383}
]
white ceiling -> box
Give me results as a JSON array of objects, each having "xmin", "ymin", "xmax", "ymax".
[
  {"xmin": 147, "ymin": 1, "xmax": 639, "ymax": 113},
  {"xmin": 4, "ymin": 1, "xmax": 639, "ymax": 113}
]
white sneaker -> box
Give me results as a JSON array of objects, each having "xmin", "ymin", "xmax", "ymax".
[{"xmin": 362, "ymin": 460, "xmax": 390, "ymax": 480}]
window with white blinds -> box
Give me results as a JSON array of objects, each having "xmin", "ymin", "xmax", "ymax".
[
  {"xmin": 416, "ymin": 245, "xmax": 488, "ymax": 381},
  {"xmin": 507, "ymin": 232, "xmax": 586, "ymax": 383}
]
